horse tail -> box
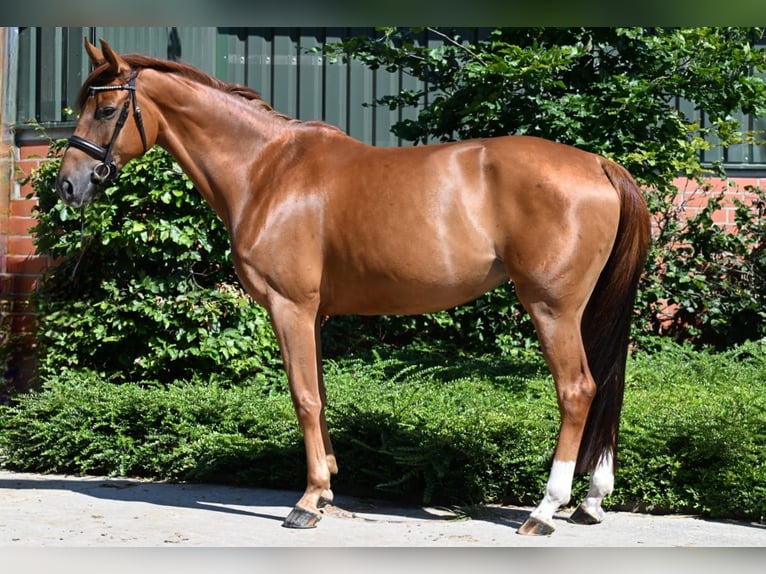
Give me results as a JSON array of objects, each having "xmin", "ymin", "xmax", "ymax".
[{"xmin": 575, "ymin": 158, "xmax": 651, "ymax": 474}]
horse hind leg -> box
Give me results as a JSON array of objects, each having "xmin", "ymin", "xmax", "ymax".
[
  {"xmin": 514, "ymin": 293, "xmax": 598, "ymax": 536},
  {"xmin": 569, "ymin": 450, "xmax": 614, "ymax": 525}
]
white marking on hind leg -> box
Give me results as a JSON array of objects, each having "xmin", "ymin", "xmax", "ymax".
[
  {"xmin": 580, "ymin": 451, "xmax": 614, "ymax": 522},
  {"xmin": 529, "ymin": 460, "xmax": 576, "ymax": 525}
]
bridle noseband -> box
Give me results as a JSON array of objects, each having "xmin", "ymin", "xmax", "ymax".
[{"xmin": 67, "ymin": 68, "xmax": 148, "ymax": 183}]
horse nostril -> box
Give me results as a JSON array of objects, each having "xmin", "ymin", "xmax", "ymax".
[{"xmin": 58, "ymin": 177, "xmax": 74, "ymax": 197}]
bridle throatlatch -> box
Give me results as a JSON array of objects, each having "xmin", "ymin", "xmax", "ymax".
[{"xmin": 67, "ymin": 68, "xmax": 148, "ymax": 183}]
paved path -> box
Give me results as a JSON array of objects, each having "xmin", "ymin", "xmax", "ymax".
[{"xmin": 1, "ymin": 470, "xmax": 764, "ymax": 547}]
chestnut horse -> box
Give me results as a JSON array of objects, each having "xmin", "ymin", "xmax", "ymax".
[{"xmin": 56, "ymin": 39, "xmax": 650, "ymax": 536}]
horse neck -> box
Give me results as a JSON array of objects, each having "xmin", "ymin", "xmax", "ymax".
[{"xmin": 142, "ymin": 69, "xmax": 290, "ymax": 230}]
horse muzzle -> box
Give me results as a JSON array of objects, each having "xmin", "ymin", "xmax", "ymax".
[
  {"xmin": 57, "ymin": 135, "xmax": 122, "ymax": 207},
  {"xmin": 56, "ymin": 166, "xmax": 104, "ymax": 208}
]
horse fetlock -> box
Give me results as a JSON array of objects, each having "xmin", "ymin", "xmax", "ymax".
[
  {"xmin": 543, "ymin": 459, "xmax": 576, "ymax": 507},
  {"xmin": 318, "ymin": 488, "xmax": 334, "ymax": 508}
]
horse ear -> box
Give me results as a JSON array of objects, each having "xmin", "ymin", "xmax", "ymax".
[
  {"xmin": 84, "ymin": 37, "xmax": 103, "ymax": 65},
  {"xmin": 99, "ymin": 39, "xmax": 131, "ymax": 75}
]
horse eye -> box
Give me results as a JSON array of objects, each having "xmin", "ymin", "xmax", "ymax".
[{"xmin": 98, "ymin": 106, "xmax": 117, "ymax": 120}]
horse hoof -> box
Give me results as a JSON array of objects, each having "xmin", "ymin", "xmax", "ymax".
[
  {"xmin": 568, "ymin": 504, "xmax": 604, "ymax": 525},
  {"xmin": 282, "ymin": 506, "xmax": 322, "ymax": 529},
  {"xmin": 517, "ymin": 515, "xmax": 555, "ymax": 536}
]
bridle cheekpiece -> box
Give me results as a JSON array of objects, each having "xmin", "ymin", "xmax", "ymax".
[{"xmin": 67, "ymin": 68, "xmax": 148, "ymax": 183}]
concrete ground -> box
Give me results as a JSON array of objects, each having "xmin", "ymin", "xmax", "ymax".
[{"xmin": 1, "ymin": 469, "xmax": 764, "ymax": 548}]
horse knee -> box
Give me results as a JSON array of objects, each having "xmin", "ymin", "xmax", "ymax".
[{"xmin": 291, "ymin": 391, "xmax": 323, "ymax": 421}]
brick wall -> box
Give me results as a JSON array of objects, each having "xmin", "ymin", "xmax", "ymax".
[
  {"xmin": 1, "ymin": 141, "xmax": 50, "ymax": 391},
  {"xmin": 1, "ymin": 142, "xmax": 764, "ymax": 391},
  {"xmin": 672, "ymin": 175, "xmax": 765, "ymax": 226}
]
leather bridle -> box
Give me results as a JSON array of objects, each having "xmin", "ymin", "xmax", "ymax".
[{"xmin": 67, "ymin": 69, "xmax": 148, "ymax": 183}]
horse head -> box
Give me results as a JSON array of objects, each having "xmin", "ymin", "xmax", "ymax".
[{"xmin": 56, "ymin": 38, "xmax": 155, "ymax": 207}]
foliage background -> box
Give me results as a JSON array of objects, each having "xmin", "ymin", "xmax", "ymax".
[
  {"xmin": 1, "ymin": 27, "xmax": 765, "ymax": 523},
  {"xmin": 28, "ymin": 142, "xmax": 283, "ymax": 388}
]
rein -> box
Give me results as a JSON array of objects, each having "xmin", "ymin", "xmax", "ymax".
[{"xmin": 67, "ymin": 68, "xmax": 148, "ymax": 183}]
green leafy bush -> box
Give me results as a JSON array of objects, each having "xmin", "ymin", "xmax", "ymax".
[
  {"xmin": 0, "ymin": 368, "xmax": 302, "ymax": 487},
  {"xmin": 638, "ymin": 185, "xmax": 766, "ymax": 347},
  {"xmin": 617, "ymin": 339, "xmax": 766, "ymax": 520},
  {"xmin": 28, "ymin": 143, "xmax": 282, "ymax": 387},
  {"xmin": 321, "ymin": 287, "xmax": 538, "ymax": 360},
  {"xmin": 1, "ymin": 342, "xmax": 763, "ymax": 522}
]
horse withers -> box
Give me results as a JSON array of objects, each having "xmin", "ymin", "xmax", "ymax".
[{"xmin": 56, "ymin": 38, "xmax": 651, "ymax": 536}]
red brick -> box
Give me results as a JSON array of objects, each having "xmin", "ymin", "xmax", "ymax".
[
  {"xmin": 19, "ymin": 143, "xmax": 51, "ymax": 160},
  {"xmin": 727, "ymin": 177, "xmax": 759, "ymax": 192},
  {"xmin": 7, "ymin": 235, "xmax": 37, "ymax": 256},
  {"xmin": 711, "ymin": 208, "xmax": 731, "ymax": 225},
  {"xmin": 13, "ymin": 158, "xmax": 49, "ymax": 198},
  {"xmin": 682, "ymin": 206, "xmax": 701, "ymax": 219},
  {"xmin": 9, "ymin": 275, "xmax": 39, "ymax": 296},
  {"xmin": 11, "ymin": 312, "xmax": 38, "ymax": 333},
  {"xmin": 5, "ymin": 255, "xmax": 49, "ymax": 275},
  {"xmin": 10, "ymin": 199, "xmax": 38, "ymax": 217},
  {"xmin": 4, "ymin": 298, "xmax": 36, "ymax": 315},
  {"xmin": 6, "ymin": 215, "xmax": 37, "ymax": 236},
  {"xmin": 707, "ymin": 179, "xmax": 733, "ymax": 194},
  {"xmin": 14, "ymin": 157, "xmax": 42, "ymax": 178},
  {"xmin": 671, "ymin": 176, "xmax": 695, "ymax": 190},
  {"xmin": 678, "ymin": 190, "xmax": 714, "ymax": 209},
  {"xmin": 737, "ymin": 191, "xmax": 760, "ymax": 207},
  {"xmin": 16, "ymin": 178, "xmax": 37, "ymax": 198}
]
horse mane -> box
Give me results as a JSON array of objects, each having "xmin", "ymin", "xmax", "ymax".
[{"xmin": 77, "ymin": 53, "xmax": 293, "ymax": 122}]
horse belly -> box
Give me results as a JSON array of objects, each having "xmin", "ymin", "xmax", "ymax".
[
  {"xmin": 317, "ymin": 138, "xmax": 511, "ymax": 315},
  {"xmin": 321, "ymin": 248, "xmax": 507, "ymax": 316}
]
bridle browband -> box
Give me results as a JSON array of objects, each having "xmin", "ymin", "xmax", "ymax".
[{"xmin": 67, "ymin": 68, "xmax": 148, "ymax": 183}]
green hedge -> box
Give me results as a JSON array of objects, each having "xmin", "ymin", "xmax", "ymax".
[
  {"xmin": 616, "ymin": 340, "xmax": 766, "ymax": 519},
  {"xmin": 24, "ymin": 143, "xmax": 282, "ymax": 388},
  {"xmin": 2, "ymin": 341, "xmax": 763, "ymax": 522}
]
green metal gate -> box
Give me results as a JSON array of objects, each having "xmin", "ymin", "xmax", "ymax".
[
  {"xmin": 13, "ymin": 26, "xmax": 766, "ymax": 167},
  {"xmin": 14, "ymin": 26, "xmax": 432, "ymax": 147}
]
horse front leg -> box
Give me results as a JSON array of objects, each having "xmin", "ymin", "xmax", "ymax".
[
  {"xmin": 268, "ymin": 297, "xmax": 333, "ymax": 529},
  {"xmin": 315, "ymin": 314, "xmax": 338, "ymax": 509}
]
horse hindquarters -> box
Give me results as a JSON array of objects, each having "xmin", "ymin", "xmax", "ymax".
[
  {"xmin": 514, "ymin": 158, "xmax": 650, "ymax": 535},
  {"xmin": 568, "ymin": 159, "xmax": 651, "ymax": 523}
]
